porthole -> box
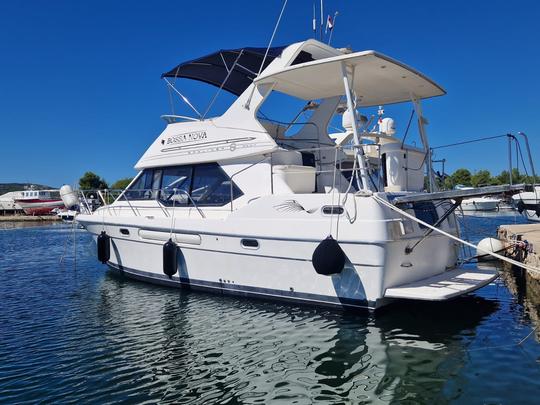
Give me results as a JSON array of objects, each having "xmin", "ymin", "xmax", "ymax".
[
  {"xmin": 241, "ymin": 239, "xmax": 259, "ymax": 249},
  {"xmin": 322, "ymin": 206, "xmax": 344, "ymax": 215}
]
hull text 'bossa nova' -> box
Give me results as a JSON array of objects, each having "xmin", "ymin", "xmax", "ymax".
[{"xmin": 77, "ymin": 40, "xmax": 502, "ymax": 310}]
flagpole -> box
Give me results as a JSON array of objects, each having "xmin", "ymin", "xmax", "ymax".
[{"xmin": 328, "ymin": 11, "xmax": 338, "ymax": 45}]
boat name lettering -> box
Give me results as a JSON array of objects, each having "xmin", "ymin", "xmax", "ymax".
[{"xmin": 166, "ymin": 131, "xmax": 207, "ymax": 144}]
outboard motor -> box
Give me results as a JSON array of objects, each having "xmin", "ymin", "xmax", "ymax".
[
  {"xmin": 312, "ymin": 236, "xmax": 346, "ymax": 275},
  {"xmin": 163, "ymin": 238, "xmax": 178, "ymax": 278},
  {"xmin": 97, "ymin": 231, "xmax": 110, "ymax": 263}
]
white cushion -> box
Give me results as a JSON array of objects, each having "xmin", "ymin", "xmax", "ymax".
[{"xmin": 273, "ymin": 165, "xmax": 316, "ymax": 193}]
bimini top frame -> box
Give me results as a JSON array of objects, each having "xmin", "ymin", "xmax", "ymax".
[
  {"xmin": 254, "ymin": 50, "xmax": 446, "ymax": 106},
  {"xmin": 161, "ymin": 46, "xmax": 288, "ymax": 97}
]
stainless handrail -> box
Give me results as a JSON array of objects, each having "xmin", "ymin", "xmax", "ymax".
[
  {"xmin": 168, "ymin": 188, "xmax": 206, "ymax": 219},
  {"xmin": 77, "ymin": 187, "xmax": 207, "ymax": 219},
  {"xmin": 227, "ymin": 144, "xmax": 366, "ymax": 211}
]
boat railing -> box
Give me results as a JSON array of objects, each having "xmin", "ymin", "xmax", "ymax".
[
  {"xmin": 431, "ymin": 132, "xmax": 537, "ymax": 188},
  {"xmin": 160, "ymin": 115, "xmax": 201, "ymax": 124},
  {"xmin": 77, "ymin": 188, "xmax": 207, "ymax": 218},
  {"xmin": 227, "ymin": 144, "xmax": 372, "ymax": 211}
]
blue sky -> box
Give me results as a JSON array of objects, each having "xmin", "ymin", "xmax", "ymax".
[{"xmin": 0, "ymin": 0, "xmax": 539, "ymax": 187}]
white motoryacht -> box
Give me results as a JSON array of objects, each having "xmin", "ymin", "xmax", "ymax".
[
  {"xmin": 512, "ymin": 186, "xmax": 540, "ymax": 222},
  {"xmin": 460, "ymin": 196, "xmax": 501, "ymax": 212},
  {"xmin": 77, "ymin": 40, "xmax": 506, "ymax": 310}
]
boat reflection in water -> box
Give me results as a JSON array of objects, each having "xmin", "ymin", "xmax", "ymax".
[
  {"xmin": 501, "ymin": 264, "xmax": 540, "ymax": 342},
  {"xmin": 94, "ymin": 270, "xmax": 499, "ymax": 403}
]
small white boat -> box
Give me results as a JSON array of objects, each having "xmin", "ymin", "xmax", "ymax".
[
  {"xmin": 460, "ymin": 196, "xmax": 501, "ymax": 212},
  {"xmin": 512, "ymin": 186, "xmax": 540, "ymax": 221},
  {"xmin": 55, "ymin": 209, "xmax": 78, "ymax": 222}
]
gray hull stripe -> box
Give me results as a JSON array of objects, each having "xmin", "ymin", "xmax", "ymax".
[{"xmin": 107, "ymin": 262, "xmax": 374, "ymax": 310}]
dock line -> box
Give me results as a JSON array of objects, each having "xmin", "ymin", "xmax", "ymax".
[{"xmin": 372, "ymin": 195, "xmax": 540, "ymax": 274}]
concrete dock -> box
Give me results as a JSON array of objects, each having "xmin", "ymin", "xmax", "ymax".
[
  {"xmin": 498, "ymin": 223, "xmax": 540, "ymax": 277},
  {"xmin": 498, "ymin": 223, "xmax": 540, "ymax": 341},
  {"xmin": 0, "ymin": 215, "xmax": 61, "ymax": 222}
]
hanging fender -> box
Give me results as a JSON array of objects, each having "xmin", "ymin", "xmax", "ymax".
[
  {"xmin": 312, "ymin": 236, "xmax": 346, "ymax": 275},
  {"xmin": 163, "ymin": 238, "xmax": 178, "ymax": 278},
  {"xmin": 97, "ymin": 231, "xmax": 110, "ymax": 264}
]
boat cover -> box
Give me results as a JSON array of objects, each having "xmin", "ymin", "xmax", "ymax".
[{"xmin": 162, "ymin": 46, "xmax": 287, "ymax": 96}]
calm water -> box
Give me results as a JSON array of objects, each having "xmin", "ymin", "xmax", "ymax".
[{"xmin": 2, "ymin": 214, "xmax": 540, "ymax": 404}]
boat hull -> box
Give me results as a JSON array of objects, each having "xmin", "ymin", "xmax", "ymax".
[
  {"xmin": 107, "ymin": 262, "xmax": 374, "ymax": 309},
  {"xmin": 15, "ymin": 199, "xmax": 65, "ymax": 215},
  {"xmin": 78, "ymin": 212, "xmax": 475, "ymax": 309},
  {"xmin": 460, "ymin": 199, "xmax": 500, "ymax": 212},
  {"xmin": 523, "ymin": 210, "xmax": 540, "ymax": 222},
  {"xmin": 76, "ymin": 192, "xmax": 501, "ymax": 310}
]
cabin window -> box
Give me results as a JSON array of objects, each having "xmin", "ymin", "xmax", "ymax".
[
  {"xmin": 190, "ymin": 163, "xmax": 242, "ymax": 206},
  {"xmin": 124, "ymin": 170, "xmax": 156, "ymax": 200},
  {"xmin": 126, "ymin": 163, "xmax": 242, "ymax": 206},
  {"xmin": 160, "ymin": 166, "xmax": 193, "ymax": 205}
]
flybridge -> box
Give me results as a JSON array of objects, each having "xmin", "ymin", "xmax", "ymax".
[
  {"xmin": 254, "ymin": 50, "xmax": 446, "ymax": 105},
  {"xmin": 159, "ymin": 40, "xmax": 447, "ymax": 123}
]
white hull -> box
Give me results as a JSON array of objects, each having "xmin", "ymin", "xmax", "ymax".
[
  {"xmin": 78, "ymin": 194, "xmax": 495, "ymax": 310},
  {"xmin": 460, "ymin": 198, "xmax": 500, "ymax": 212},
  {"xmin": 523, "ymin": 210, "xmax": 540, "ymax": 222},
  {"xmin": 512, "ymin": 188, "xmax": 540, "ymax": 221}
]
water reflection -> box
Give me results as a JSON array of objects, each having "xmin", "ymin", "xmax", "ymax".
[
  {"xmin": 90, "ymin": 270, "xmax": 498, "ymax": 404},
  {"xmin": 501, "ymin": 265, "xmax": 540, "ymax": 342},
  {"xmin": 3, "ymin": 222, "xmax": 540, "ymax": 404}
]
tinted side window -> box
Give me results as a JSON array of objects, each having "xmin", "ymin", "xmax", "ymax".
[
  {"xmin": 160, "ymin": 166, "xmax": 193, "ymax": 205},
  {"xmin": 191, "ymin": 163, "xmax": 243, "ymax": 206},
  {"xmin": 125, "ymin": 170, "xmax": 156, "ymax": 200}
]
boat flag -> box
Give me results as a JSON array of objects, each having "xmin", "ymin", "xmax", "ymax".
[{"xmin": 325, "ymin": 14, "xmax": 333, "ymax": 33}]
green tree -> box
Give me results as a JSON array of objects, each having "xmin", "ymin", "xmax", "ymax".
[
  {"xmin": 110, "ymin": 177, "xmax": 133, "ymax": 190},
  {"xmin": 79, "ymin": 171, "xmax": 108, "ymax": 190},
  {"xmin": 496, "ymin": 170, "xmax": 510, "ymax": 185},
  {"xmin": 443, "ymin": 176, "xmax": 455, "ymax": 190},
  {"xmin": 471, "ymin": 170, "xmax": 491, "ymax": 187},
  {"xmin": 451, "ymin": 168, "xmax": 472, "ymax": 187},
  {"xmin": 511, "ymin": 168, "xmax": 525, "ymax": 184}
]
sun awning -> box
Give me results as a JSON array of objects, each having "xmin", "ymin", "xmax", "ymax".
[
  {"xmin": 254, "ymin": 50, "xmax": 446, "ymax": 105},
  {"xmin": 161, "ymin": 46, "xmax": 287, "ymax": 96}
]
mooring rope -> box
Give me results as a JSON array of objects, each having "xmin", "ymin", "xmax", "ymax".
[{"xmin": 371, "ymin": 194, "xmax": 540, "ymax": 274}]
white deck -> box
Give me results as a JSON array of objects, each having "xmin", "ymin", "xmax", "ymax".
[{"xmin": 384, "ymin": 267, "xmax": 499, "ymax": 301}]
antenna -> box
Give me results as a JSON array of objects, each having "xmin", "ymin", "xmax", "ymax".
[
  {"xmin": 312, "ymin": 2, "xmax": 316, "ymax": 37},
  {"xmin": 320, "ymin": 0, "xmax": 323, "ymax": 41},
  {"xmin": 257, "ymin": 0, "xmax": 288, "ymax": 77}
]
